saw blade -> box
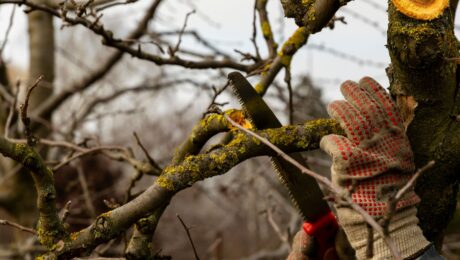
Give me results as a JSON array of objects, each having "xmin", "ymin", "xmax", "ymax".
[{"xmin": 228, "ymin": 72, "xmax": 330, "ymax": 221}]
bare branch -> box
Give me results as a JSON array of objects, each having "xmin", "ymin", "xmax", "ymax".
[
  {"xmin": 256, "ymin": 0, "xmax": 277, "ymax": 58},
  {"xmin": 133, "ymin": 132, "xmax": 161, "ymax": 171},
  {"xmin": 34, "ymin": 0, "xmax": 164, "ymax": 119},
  {"xmin": 251, "ymin": 1, "xmax": 261, "ymax": 60},
  {"xmin": 0, "ymin": 137, "xmax": 65, "ymax": 246},
  {"xmin": 177, "ymin": 214, "xmax": 200, "ymax": 260},
  {"xmin": 395, "ymin": 161, "xmax": 435, "ymax": 200},
  {"xmin": 0, "ymin": 219, "xmax": 36, "ymax": 235},
  {"xmin": 169, "ymin": 10, "xmax": 196, "ymax": 57},
  {"xmin": 0, "ymin": 5, "xmax": 15, "ymax": 58},
  {"xmin": 284, "ymin": 67, "xmax": 294, "ymax": 124},
  {"xmin": 76, "ymin": 161, "xmax": 97, "ymax": 218},
  {"xmin": 60, "ymin": 201, "xmax": 72, "ymax": 223},
  {"xmin": 20, "ymin": 75, "xmax": 43, "ymax": 146}
]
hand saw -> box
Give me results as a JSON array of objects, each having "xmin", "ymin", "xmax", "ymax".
[{"xmin": 228, "ymin": 72, "xmax": 338, "ymax": 259}]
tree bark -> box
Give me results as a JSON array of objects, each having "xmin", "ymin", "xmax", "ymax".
[{"xmin": 387, "ymin": 1, "xmax": 460, "ymax": 248}]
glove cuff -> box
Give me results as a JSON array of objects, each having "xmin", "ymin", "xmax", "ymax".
[{"xmin": 337, "ymin": 206, "xmax": 430, "ymax": 259}]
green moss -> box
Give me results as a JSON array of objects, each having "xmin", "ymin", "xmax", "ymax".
[
  {"xmin": 261, "ymin": 21, "xmax": 271, "ymax": 38},
  {"xmin": 157, "ymin": 119, "xmax": 343, "ymax": 194},
  {"xmin": 157, "ymin": 166, "xmax": 179, "ymax": 191},
  {"xmin": 280, "ymin": 55, "xmax": 292, "ymax": 67},
  {"xmin": 254, "ymin": 83, "xmax": 264, "ymax": 94},
  {"xmin": 37, "ymin": 225, "xmax": 60, "ymax": 247},
  {"xmin": 92, "ymin": 212, "xmax": 114, "ymax": 240},
  {"xmin": 70, "ymin": 230, "xmax": 82, "ymax": 241},
  {"xmin": 306, "ymin": 7, "xmax": 316, "ymax": 23},
  {"xmin": 387, "ymin": 2, "xmax": 460, "ymax": 247},
  {"xmin": 278, "ymin": 27, "xmax": 309, "ymax": 67},
  {"xmin": 284, "ymin": 27, "xmax": 309, "ymax": 50},
  {"xmin": 13, "ymin": 143, "xmax": 28, "ymax": 155}
]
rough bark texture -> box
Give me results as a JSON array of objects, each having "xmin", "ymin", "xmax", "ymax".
[{"xmin": 387, "ymin": 1, "xmax": 460, "ymax": 248}]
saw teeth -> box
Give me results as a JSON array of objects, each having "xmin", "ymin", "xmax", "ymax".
[
  {"xmin": 271, "ymin": 159, "xmax": 307, "ymax": 219},
  {"xmin": 231, "ymin": 79, "xmax": 306, "ymax": 219},
  {"xmin": 231, "ymin": 85, "xmax": 258, "ymax": 127}
]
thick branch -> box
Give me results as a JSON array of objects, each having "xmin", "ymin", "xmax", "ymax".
[
  {"xmin": 125, "ymin": 204, "xmax": 168, "ymax": 259},
  {"xmin": 280, "ymin": 0, "xmax": 351, "ymax": 32},
  {"xmin": 0, "ymin": 137, "xmax": 65, "ymax": 246},
  {"xmin": 171, "ymin": 110, "xmax": 235, "ymax": 165},
  {"xmin": 255, "ymin": 26, "xmax": 309, "ymax": 95},
  {"xmin": 42, "ymin": 118, "xmax": 343, "ymax": 258},
  {"xmin": 255, "ymin": 0, "xmax": 350, "ymax": 95}
]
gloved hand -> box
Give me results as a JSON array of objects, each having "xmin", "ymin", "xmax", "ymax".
[{"xmin": 320, "ymin": 77, "xmax": 430, "ymax": 259}]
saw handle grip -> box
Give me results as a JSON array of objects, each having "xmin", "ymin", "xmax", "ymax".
[{"xmin": 303, "ymin": 211, "xmax": 339, "ymax": 260}]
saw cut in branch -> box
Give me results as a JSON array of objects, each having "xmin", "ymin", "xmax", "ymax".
[{"xmin": 392, "ymin": 0, "xmax": 449, "ymax": 20}]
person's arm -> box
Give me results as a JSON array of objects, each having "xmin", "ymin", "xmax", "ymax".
[{"xmin": 289, "ymin": 77, "xmax": 443, "ymax": 259}]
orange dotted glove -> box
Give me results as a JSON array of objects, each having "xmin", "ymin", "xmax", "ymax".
[{"xmin": 320, "ymin": 77, "xmax": 430, "ymax": 259}]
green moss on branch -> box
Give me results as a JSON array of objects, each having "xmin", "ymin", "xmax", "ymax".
[
  {"xmin": 0, "ymin": 137, "xmax": 65, "ymax": 247},
  {"xmin": 171, "ymin": 111, "xmax": 232, "ymax": 165},
  {"xmin": 157, "ymin": 118, "xmax": 343, "ymax": 192},
  {"xmin": 43, "ymin": 118, "xmax": 342, "ymax": 258},
  {"xmin": 387, "ymin": 2, "xmax": 460, "ymax": 247}
]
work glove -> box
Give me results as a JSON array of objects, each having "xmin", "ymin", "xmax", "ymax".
[{"xmin": 320, "ymin": 77, "xmax": 430, "ymax": 259}]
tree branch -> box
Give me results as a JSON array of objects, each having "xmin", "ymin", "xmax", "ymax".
[
  {"xmin": 40, "ymin": 118, "xmax": 342, "ymax": 258},
  {"xmin": 33, "ymin": 0, "xmax": 164, "ymax": 119},
  {"xmin": 0, "ymin": 137, "xmax": 65, "ymax": 246}
]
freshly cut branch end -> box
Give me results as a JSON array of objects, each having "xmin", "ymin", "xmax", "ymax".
[{"xmin": 392, "ymin": 0, "xmax": 449, "ymax": 20}]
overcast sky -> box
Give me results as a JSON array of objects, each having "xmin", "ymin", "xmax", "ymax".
[{"xmin": 0, "ymin": 0, "xmax": 457, "ymax": 101}]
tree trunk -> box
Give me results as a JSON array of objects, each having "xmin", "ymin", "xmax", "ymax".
[
  {"xmin": 387, "ymin": 1, "xmax": 460, "ymax": 248},
  {"xmin": 0, "ymin": 6, "xmax": 55, "ymax": 226}
]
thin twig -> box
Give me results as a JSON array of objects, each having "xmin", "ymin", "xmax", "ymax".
[
  {"xmin": 381, "ymin": 160, "xmax": 435, "ymax": 233},
  {"xmin": 95, "ymin": 0, "xmax": 138, "ymax": 12},
  {"xmin": 395, "ymin": 161, "xmax": 434, "ymax": 200},
  {"xmin": 4, "ymin": 80, "xmax": 19, "ymax": 140},
  {"xmin": 124, "ymin": 170, "xmax": 142, "ymax": 203},
  {"xmin": 0, "ymin": 219, "xmax": 36, "ymax": 235},
  {"xmin": 169, "ymin": 10, "xmax": 196, "ymax": 57},
  {"xmin": 20, "ymin": 75, "xmax": 43, "ymax": 146},
  {"xmin": 264, "ymin": 207, "xmax": 290, "ymax": 250},
  {"xmin": 76, "ymin": 161, "xmax": 97, "ymax": 218},
  {"xmin": 366, "ymin": 224, "xmax": 374, "ymax": 258},
  {"xmin": 60, "ymin": 201, "xmax": 72, "ymax": 222},
  {"xmin": 284, "ymin": 67, "xmax": 294, "ymax": 124},
  {"xmin": 0, "ymin": 5, "xmax": 16, "ymax": 58},
  {"xmin": 204, "ymin": 80, "xmax": 230, "ymax": 117},
  {"xmin": 177, "ymin": 214, "xmax": 200, "ymax": 260},
  {"xmin": 133, "ymin": 132, "xmax": 161, "ymax": 171},
  {"xmin": 53, "ymin": 145, "xmax": 127, "ymax": 171},
  {"xmin": 251, "ymin": 0, "xmax": 261, "ymax": 60}
]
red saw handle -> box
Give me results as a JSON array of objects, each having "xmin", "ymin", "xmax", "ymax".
[{"xmin": 303, "ymin": 211, "xmax": 339, "ymax": 259}]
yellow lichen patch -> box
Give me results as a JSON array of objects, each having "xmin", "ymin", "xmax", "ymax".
[
  {"xmin": 261, "ymin": 21, "xmax": 272, "ymax": 38},
  {"xmin": 278, "ymin": 27, "xmax": 309, "ymax": 67},
  {"xmin": 227, "ymin": 110, "xmax": 253, "ymax": 129},
  {"xmin": 392, "ymin": 0, "xmax": 449, "ymax": 20}
]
